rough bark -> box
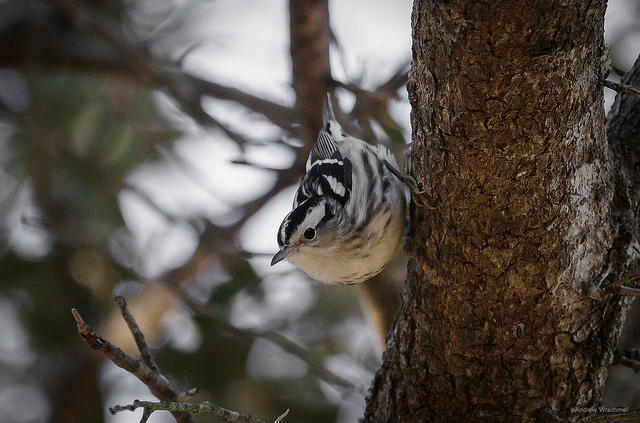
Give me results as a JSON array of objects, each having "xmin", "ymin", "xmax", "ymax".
[{"xmin": 365, "ymin": 1, "xmax": 640, "ymax": 422}]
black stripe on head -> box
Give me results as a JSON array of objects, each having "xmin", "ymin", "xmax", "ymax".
[{"xmin": 278, "ymin": 196, "xmax": 321, "ymax": 247}]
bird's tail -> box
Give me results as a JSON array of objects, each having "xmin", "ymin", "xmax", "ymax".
[{"xmin": 322, "ymin": 92, "xmax": 336, "ymax": 128}]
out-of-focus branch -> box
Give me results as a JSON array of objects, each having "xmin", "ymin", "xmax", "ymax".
[
  {"xmin": 107, "ymin": 258, "xmax": 366, "ymax": 394},
  {"xmin": 289, "ymin": 0, "xmax": 331, "ymax": 148},
  {"xmin": 602, "ymin": 54, "xmax": 640, "ymax": 294},
  {"xmin": 330, "ymin": 61, "xmax": 410, "ymax": 100},
  {"xmin": 160, "ymin": 68, "xmax": 294, "ymax": 130},
  {"xmin": 330, "ymin": 62, "xmax": 410, "ymax": 144},
  {"xmin": 26, "ymin": 0, "xmax": 295, "ymax": 130},
  {"xmin": 168, "ymin": 281, "xmax": 368, "ymax": 395},
  {"xmin": 613, "ymin": 349, "xmax": 640, "ymax": 372},
  {"xmin": 34, "ymin": 0, "xmax": 305, "ymax": 242},
  {"xmin": 602, "ymin": 79, "xmax": 640, "ymax": 96}
]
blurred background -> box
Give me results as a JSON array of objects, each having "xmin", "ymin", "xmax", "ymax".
[{"xmin": 0, "ymin": 1, "xmax": 638, "ymax": 422}]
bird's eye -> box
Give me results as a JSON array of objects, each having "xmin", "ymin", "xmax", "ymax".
[{"xmin": 304, "ymin": 228, "xmax": 316, "ymax": 240}]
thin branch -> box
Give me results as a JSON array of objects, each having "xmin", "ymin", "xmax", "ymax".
[
  {"xmin": 230, "ymin": 158, "xmax": 298, "ymax": 174},
  {"xmin": 548, "ymin": 407, "xmax": 640, "ymax": 422},
  {"xmin": 602, "ymin": 79, "xmax": 640, "ymax": 96},
  {"xmin": 161, "ymin": 68, "xmax": 294, "ymax": 130},
  {"xmin": 377, "ymin": 61, "xmax": 411, "ymax": 94},
  {"xmin": 111, "ymin": 255, "xmax": 366, "ymax": 395},
  {"xmin": 113, "ymin": 295, "xmax": 159, "ymax": 373},
  {"xmin": 613, "ymin": 349, "xmax": 640, "ymax": 373},
  {"xmin": 71, "ymin": 308, "xmax": 178, "ymax": 401},
  {"xmin": 330, "ymin": 61, "xmax": 409, "ymax": 100},
  {"xmin": 226, "ymin": 178, "xmax": 296, "ymax": 235},
  {"xmin": 110, "ymin": 399, "xmax": 289, "ymax": 423},
  {"xmin": 617, "ymin": 285, "xmax": 640, "ymax": 296},
  {"xmin": 109, "ymin": 262, "xmax": 365, "ymax": 396},
  {"xmin": 72, "ymin": 303, "xmax": 194, "ymax": 423},
  {"xmin": 582, "ymin": 409, "xmax": 640, "ymax": 422},
  {"xmin": 74, "ymin": 297, "xmax": 288, "ymax": 423},
  {"xmin": 603, "ymin": 272, "xmax": 640, "ymax": 296}
]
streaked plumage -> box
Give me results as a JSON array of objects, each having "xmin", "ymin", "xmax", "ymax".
[{"xmin": 271, "ymin": 94, "xmax": 406, "ymax": 285}]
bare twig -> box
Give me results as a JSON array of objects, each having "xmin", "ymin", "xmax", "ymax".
[
  {"xmin": 613, "ymin": 349, "xmax": 640, "ymax": 373},
  {"xmin": 113, "ymin": 296, "xmax": 159, "ymax": 372},
  {"xmin": 110, "ymin": 399, "xmax": 289, "ymax": 423},
  {"xmin": 581, "ymin": 409, "xmax": 640, "ymax": 422},
  {"xmin": 72, "ymin": 301, "xmax": 194, "ymax": 423},
  {"xmin": 330, "ymin": 61, "xmax": 409, "ymax": 100},
  {"xmin": 602, "ymin": 79, "xmax": 640, "ymax": 96},
  {"xmin": 71, "ymin": 307, "xmax": 178, "ymax": 401},
  {"xmin": 603, "ymin": 272, "xmax": 640, "ymax": 296},
  {"xmin": 74, "ymin": 297, "xmax": 292, "ymax": 423}
]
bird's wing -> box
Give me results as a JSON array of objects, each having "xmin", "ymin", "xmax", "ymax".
[{"xmin": 294, "ymin": 130, "xmax": 352, "ymax": 208}]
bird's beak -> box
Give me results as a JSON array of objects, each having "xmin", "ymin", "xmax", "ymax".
[{"xmin": 271, "ymin": 246, "xmax": 293, "ymax": 266}]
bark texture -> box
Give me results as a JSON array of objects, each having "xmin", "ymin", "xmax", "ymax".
[{"xmin": 366, "ymin": 1, "xmax": 639, "ymax": 421}]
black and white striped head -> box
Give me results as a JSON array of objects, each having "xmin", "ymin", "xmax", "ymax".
[{"xmin": 271, "ymin": 196, "xmax": 336, "ymax": 266}]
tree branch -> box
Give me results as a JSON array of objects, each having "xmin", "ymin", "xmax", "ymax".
[
  {"xmin": 72, "ymin": 300, "xmax": 194, "ymax": 423},
  {"xmin": 601, "ymin": 273, "xmax": 640, "ymax": 297},
  {"xmin": 112, "ymin": 296, "xmax": 160, "ymax": 373},
  {"xmin": 602, "ymin": 79, "xmax": 640, "ymax": 96},
  {"xmin": 613, "ymin": 349, "xmax": 640, "ymax": 372},
  {"xmin": 110, "ymin": 399, "xmax": 289, "ymax": 423},
  {"xmin": 581, "ymin": 409, "xmax": 640, "ymax": 423},
  {"xmin": 602, "ymin": 53, "xmax": 640, "ymax": 294},
  {"xmin": 168, "ymin": 282, "xmax": 368, "ymax": 395},
  {"xmin": 289, "ymin": 0, "xmax": 331, "ymax": 147},
  {"xmin": 73, "ymin": 296, "xmax": 286, "ymax": 423},
  {"xmin": 41, "ymin": 0, "xmax": 295, "ymax": 129},
  {"xmin": 549, "ymin": 407, "xmax": 640, "ymax": 422}
]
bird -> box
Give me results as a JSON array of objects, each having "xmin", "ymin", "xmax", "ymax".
[{"xmin": 270, "ymin": 94, "xmax": 407, "ymax": 285}]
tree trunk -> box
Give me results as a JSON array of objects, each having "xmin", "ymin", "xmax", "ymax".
[{"xmin": 365, "ymin": 1, "xmax": 640, "ymax": 421}]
